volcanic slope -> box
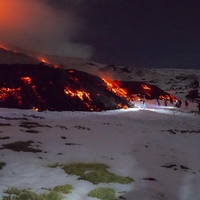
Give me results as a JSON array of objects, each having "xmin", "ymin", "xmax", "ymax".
[{"xmin": 0, "ymin": 64, "xmax": 132, "ymax": 111}]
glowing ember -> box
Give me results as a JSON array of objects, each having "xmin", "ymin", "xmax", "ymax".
[
  {"xmin": 142, "ymin": 84, "xmax": 151, "ymax": 90},
  {"xmin": 31, "ymin": 85, "xmax": 46, "ymax": 103},
  {"xmin": 159, "ymin": 94, "xmax": 177, "ymax": 101},
  {"xmin": 70, "ymin": 77, "xmax": 79, "ymax": 82},
  {"xmin": 68, "ymin": 70, "xmax": 74, "ymax": 73},
  {"xmin": 41, "ymin": 59, "xmax": 46, "ymax": 63},
  {"xmin": 118, "ymin": 103, "xmax": 128, "ymax": 109},
  {"xmin": 145, "ymin": 92, "xmax": 151, "ymax": 97},
  {"xmin": 33, "ymin": 107, "xmax": 39, "ymax": 112},
  {"xmin": 20, "ymin": 76, "xmax": 45, "ymax": 103},
  {"xmin": 21, "ymin": 77, "xmax": 32, "ymax": 84},
  {"xmin": 85, "ymin": 102, "xmax": 94, "ymax": 110},
  {"xmin": 0, "ymin": 87, "xmax": 22, "ymax": 104},
  {"xmin": 54, "ymin": 64, "xmax": 60, "ymax": 69},
  {"xmin": 38, "ymin": 58, "xmax": 52, "ymax": 66}
]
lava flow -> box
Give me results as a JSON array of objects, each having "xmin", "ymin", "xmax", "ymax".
[{"xmin": 102, "ymin": 78, "xmax": 129, "ymax": 99}]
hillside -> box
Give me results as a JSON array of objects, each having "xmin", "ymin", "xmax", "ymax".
[{"xmin": 0, "ymin": 45, "xmax": 199, "ymax": 101}]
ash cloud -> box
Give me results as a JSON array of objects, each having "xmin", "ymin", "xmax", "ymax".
[{"xmin": 0, "ymin": 0, "xmax": 93, "ymax": 59}]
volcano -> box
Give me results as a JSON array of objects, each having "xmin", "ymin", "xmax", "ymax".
[
  {"xmin": 0, "ymin": 64, "xmax": 132, "ymax": 111},
  {"xmin": 0, "ymin": 64, "xmax": 175, "ymax": 111}
]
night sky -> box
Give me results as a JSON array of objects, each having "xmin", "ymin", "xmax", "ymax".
[{"xmin": 1, "ymin": 0, "xmax": 200, "ymax": 69}]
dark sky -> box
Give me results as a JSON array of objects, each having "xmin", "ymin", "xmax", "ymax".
[{"xmin": 51, "ymin": 0, "xmax": 200, "ymax": 69}]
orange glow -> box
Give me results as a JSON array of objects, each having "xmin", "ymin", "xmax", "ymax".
[
  {"xmin": 21, "ymin": 77, "xmax": 45, "ymax": 103},
  {"xmin": 0, "ymin": 44, "xmax": 18, "ymax": 53},
  {"xmin": 64, "ymin": 87, "xmax": 94, "ymax": 110},
  {"xmin": 33, "ymin": 107, "xmax": 39, "ymax": 112},
  {"xmin": 102, "ymin": 78, "xmax": 128, "ymax": 99},
  {"xmin": 145, "ymin": 92, "xmax": 151, "ymax": 97},
  {"xmin": 123, "ymin": 105, "xmax": 128, "ymax": 109},
  {"xmin": 38, "ymin": 57, "xmax": 51, "ymax": 65},
  {"xmin": 21, "ymin": 77, "xmax": 32, "ymax": 84},
  {"xmin": 0, "ymin": 87, "xmax": 22, "ymax": 105},
  {"xmin": 85, "ymin": 102, "xmax": 94, "ymax": 110},
  {"xmin": 118, "ymin": 103, "xmax": 128, "ymax": 109},
  {"xmin": 70, "ymin": 77, "xmax": 79, "ymax": 82},
  {"xmin": 68, "ymin": 70, "xmax": 74, "ymax": 73},
  {"xmin": 38, "ymin": 58, "xmax": 48, "ymax": 64},
  {"xmin": 54, "ymin": 64, "xmax": 60, "ymax": 69},
  {"xmin": 0, "ymin": 43, "xmax": 65, "ymax": 71},
  {"xmin": 21, "ymin": 76, "xmax": 46, "ymax": 103},
  {"xmin": 142, "ymin": 84, "xmax": 151, "ymax": 90},
  {"xmin": 159, "ymin": 94, "xmax": 177, "ymax": 101},
  {"xmin": 64, "ymin": 87, "xmax": 91, "ymax": 101},
  {"xmin": 31, "ymin": 85, "xmax": 46, "ymax": 103},
  {"xmin": 0, "ymin": 45, "xmax": 9, "ymax": 51}
]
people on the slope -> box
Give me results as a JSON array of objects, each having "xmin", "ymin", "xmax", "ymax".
[
  {"xmin": 164, "ymin": 98, "xmax": 168, "ymax": 106},
  {"xmin": 175, "ymin": 99, "xmax": 182, "ymax": 108},
  {"xmin": 178, "ymin": 100, "xmax": 182, "ymax": 107},
  {"xmin": 141, "ymin": 99, "xmax": 146, "ymax": 108},
  {"xmin": 157, "ymin": 98, "xmax": 160, "ymax": 106}
]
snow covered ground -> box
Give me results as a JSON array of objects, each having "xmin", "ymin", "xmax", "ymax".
[{"xmin": 0, "ymin": 100, "xmax": 199, "ymax": 200}]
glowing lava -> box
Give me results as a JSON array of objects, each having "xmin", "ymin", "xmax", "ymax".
[
  {"xmin": 0, "ymin": 87, "xmax": 22, "ymax": 105},
  {"xmin": 142, "ymin": 84, "xmax": 151, "ymax": 90},
  {"xmin": 21, "ymin": 77, "xmax": 32, "ymax": 85},
  {"xmin": 102, "ymin": 78, "xmax": 129, "ymax": 99},
  {"xmin": 64, "ymin": 87, "xmax": 91, "ymax": 101},
  {"xmin": 64, "ymin": 87, "xmax": 94, "ymax": 110},
  {"xmin": 21, "ymin": 76, "xmax": 46, "ymax": 104}
]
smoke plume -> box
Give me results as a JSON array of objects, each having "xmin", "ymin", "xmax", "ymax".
[{"xmin": 0, "ymin": 0, "xmax": 92, "ymax": 59}]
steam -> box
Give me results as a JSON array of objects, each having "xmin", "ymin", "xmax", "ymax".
[{"xmin": 0, "ymin": 0, "xmax": 92, "ymax": 59}]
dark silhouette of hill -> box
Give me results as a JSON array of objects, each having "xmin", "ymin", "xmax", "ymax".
[{"xmin": 0, "ymin": 64, "xmax": 131, "ymax": 111}]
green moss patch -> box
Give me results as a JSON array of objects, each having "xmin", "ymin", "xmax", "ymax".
[
  {"xmin": 52, "ymin": 184, "xmax": 73, "ymax": 194},
  {"xmin": 61, "ymin": 163, "xmax": 133, "ymax": 184},
  {"xmin": 3, "ymin": 188, "xmax": 63, "ymax": 200},
  {"xmin": 88, "ymin": 187, "xmax": 116, "ymax": 200},
  {"xmin": 3, "ymin": 184, "xmax": 73, "ymax": 200}
]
